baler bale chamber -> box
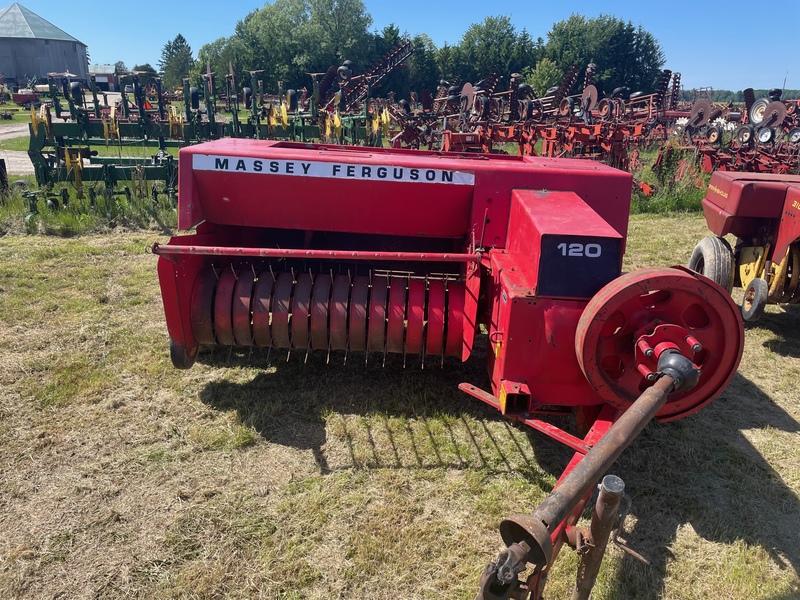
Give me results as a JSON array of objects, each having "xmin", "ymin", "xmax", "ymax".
[{"xmin": 153, "ymin": 139, "xmax": 744, "ymax": 599}]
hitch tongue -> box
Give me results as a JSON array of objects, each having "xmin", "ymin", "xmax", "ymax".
[{"xmin": 476, "ymin": 541, "xmax": 532, "ymax": 600}]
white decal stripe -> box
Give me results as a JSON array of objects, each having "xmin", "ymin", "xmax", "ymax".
[{"xmin": 192, "ymin": 154, "xmax": 475, "ymax": 185}]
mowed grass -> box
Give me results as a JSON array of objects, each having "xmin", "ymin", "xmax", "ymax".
[{"xmin": 0, "ymin": 215, "xmax": 798, "ymax": 599}]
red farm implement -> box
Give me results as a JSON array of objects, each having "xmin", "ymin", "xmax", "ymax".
[
  {"xmin": 690, "ymin": 171, "xmax": 800, "ymax": 321},
  {"xmin": 154, "ymin": 140, "xmax": 743, "ymax": 599}
]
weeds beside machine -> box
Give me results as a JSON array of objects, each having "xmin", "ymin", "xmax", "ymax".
[
  {"xmin": 154, "ymin": 140, "xmax": 743, "ymax": 599},
  {"xmin": 690, "ymin": 171, "xmax": 800, "ymax": 321}
]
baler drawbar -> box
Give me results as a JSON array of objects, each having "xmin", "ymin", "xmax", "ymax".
[{"xmin": 154, "ymin": 139, "xmax": 744, "ymax": 599}]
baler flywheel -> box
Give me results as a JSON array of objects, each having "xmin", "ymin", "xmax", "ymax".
[{"xmin": 575, "ymin": 266, "xmax": 743, "ymax": 421}]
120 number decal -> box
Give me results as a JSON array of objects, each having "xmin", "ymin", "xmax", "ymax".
[{"xmin": 557, "ymin": 242, "xmax": 602, "ymax": 257}]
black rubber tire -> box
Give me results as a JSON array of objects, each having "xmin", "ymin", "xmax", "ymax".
[
  {"xmin": 688, "ymin": 236, "xmax": 734, "ymax": 293},
  {"xmin": 242, "ymin": 86, "xmax": 252, "ymax": 107},
  {"xmin": 706, "ymin": 125, "xmax": 721, "ymax": 144},
  {"xmin": 741, "ymin": 278, "xmax": 768, "ymax": 322},
  {"xmin": 337, "ymin": 66, "xmax": 352, "ymax": 81},
  {"xmin": 517, "ymin": 83, "xmax": 533, "ymax": 99},
  {"xmin": 170, "ymin": 338, "xmax": 198, "ymax": 369},
  {"xmin": 734, "ymin": 124, "xmax": 753, "ymax": 144},
  {"xmin": 9, "ymin": 180, "xmax": 31, "ymax": 192},
  {"xmin": 286, "ymin": 89, "xmax": 298, "ymax": 112},
  {"xmin": 189, "ymin": 87, "xmax": 200, "ymax": 110},
  {"xmin": 749, "ymin": 98, "xmax": 769, "ymax": 125},
  {"xmin": 611, "ymin": 86, "xmax": 627, "ymax": 99},
  {"xmin": 69, "ymin": 81, "xmax": 84, "ymax": 106}
]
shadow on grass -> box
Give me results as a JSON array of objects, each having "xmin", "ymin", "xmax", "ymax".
[
  {"xmin": 754, "ymin": 304, "xmax": 800, "ymax": 358},
  {"xmin": 196, "ymin": 338, "xmax": 799, "ymax": 598},
  {"xmin": 607, "ymin": 371, "xmax": 800, "ymax": 599},
  {"xmin": 197, "ymin": 339, "xmax": 574, "ymax": 488}
]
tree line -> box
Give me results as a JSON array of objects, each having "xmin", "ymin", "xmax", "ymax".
[
  {"xmin": 122, "ymin": 2, "xmax": 671, "ymax": 101},
  {"xmin": 679, "ymin": 89, "xmax": 800, "ymax": 104}
]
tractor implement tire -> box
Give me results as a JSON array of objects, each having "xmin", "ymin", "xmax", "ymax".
[
  {"xmin": 688, "ymin": 237, "xmax": 734, "ymax": 293},
  {"xmin": 741, "ymin": 278, "xmax": 768, "ymax": 322},
  {"xmin": 170, "ymin": 338, "xmax": 197, "ymax": 370}
]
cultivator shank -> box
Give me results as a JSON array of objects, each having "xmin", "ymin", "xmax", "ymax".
[{"xmin": 154, "ymin": 140, "xmax": 744, "ymax": 599}]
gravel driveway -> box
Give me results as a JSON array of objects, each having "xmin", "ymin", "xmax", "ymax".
[{"xmin": 0, "ymin": 123, "xmax": 33, "ymax": 175}]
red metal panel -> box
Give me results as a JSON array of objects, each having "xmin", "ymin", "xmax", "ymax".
[
  {"xmin": 405, "ymin": 279, "xmax": 425, "ymax": 355},
  {"xmin": 330, "ymin": 276, "xmax": 350, "ymax": 351},
  {"xmin": 232, "ymin": 271, "xmax": 255, "ymax": 346},
  {"xmin": 271, "ymin": 272, "xmax": 293, "ymax": 349},
  {"xmin": 772, "ymin": 184, "xmax": 800, "ymax": 263},
  {"xmin": 487, "ymin": 253, "xmax": 597, "ymax": 407},
  {"xmin": 462, "ymin": 263, "xmax": 480, "ymax": 361},
  {"xmin": 252, "ymin": 274, "xmax": 274, "ymax": 348},
  {"xmin": 445, "ymin": 281, "xmax": 465, "ymax": 357},
  {"xmin": 178, "ymin": 140, "xmax": 631, "ymax": 252},
  {"xmin": 311, "ymin": 274, "xmax": 332, "ymax": 350},
  {"xmin": 190, "ymin": 270, "xmax": 216, "ymax": 346},
  {"xmin": 214, "ymin": 270, "xmax": 237, "ymax": 345},
  {"xmin": 349, "ymin": 276, "xmax": 369, "ymax": 351},
  {"xmin": 469, "ymin": 157, "xmax": 631, "ymax": 250},
  {"xmin": 181, "ymin": 140, "xmax": 475, "ymax": 236},
  {"xmin": 291, "ymin": 273, "xmax": 313, "ymax": 350},
  {"xmin": 386, "ymin": 278, "xmax": 406, "ymax": 354},
  {"xmin": 426, "ymin": 281, "xmax": 445, "ymax": 357},
  {"xmin": 506, "ymin": 190, "xmax": 623, "ymax": 300},
  {"xmin": 368, "ymin": 276, "xmax": 388, "ymax": 353},
  {"xmin": 701, "ymin": 171, "xmax": 798, "ymax": 238}
]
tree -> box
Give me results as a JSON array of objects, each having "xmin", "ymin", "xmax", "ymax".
[
  {"xmin": 510, "ymin": 29, "xmax": 537, "ymax": 75},
  {"xmin": 543, "ymin": 14, "xmax": 665, "ymax": 95},
  {"xmin": 372, "ymin": 24, "xmax": 406, "ymax": 98},
  {"xmin": 305, "ymin": 0, "xmax": 374, "ymax": 70},
  {"xmin": 132, "ymin": 63, "xmax": 158, "ymax": 86},
  {"xmin": 454, "ymin": 16, "xmax": 520, "ymax": 83},
  {"xmin": 198, "ymin": 0, "xmax": 375, "ymax": 94},
  {"xmin": 409, "ymin": 34, "xmax": 439, "ymax": 96},
  {"xmin": 160, "ymin": 34, "xmax": 195, "ymax": 90},
  {"xmin": 524, "ymin": 57, "xmax": 562, "ymax": 97},
  {"xmin": 114, "ymin": 61, "xmax": 128, "ymax": 74},
  {"xmin": 436, "ymin": 43, "xmax": 456, "ymax": 85}
]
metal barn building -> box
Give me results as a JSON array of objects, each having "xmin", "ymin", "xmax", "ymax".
[{"xmin": 0, "ymin": 3, "xmax": 88, "ymax": 87}]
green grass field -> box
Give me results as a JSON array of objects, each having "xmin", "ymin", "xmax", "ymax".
[{"xmin": 0, "ymin": 214, "xmax": 798, "ymax": 599}]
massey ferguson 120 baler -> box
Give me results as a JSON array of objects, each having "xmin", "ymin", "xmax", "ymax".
[{"xmin": 154, "ymin": 139, "xmax": 743, "ymax": 599}]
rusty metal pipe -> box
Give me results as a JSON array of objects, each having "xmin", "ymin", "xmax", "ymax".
[
  {"xmin": 571, "ymin": 475, "xmax": 626, "ymax": 600},
  {"xmin": 499, "ymin": 375, "xmax": 676, "ymax": 572},
  {"xmin": 152, "ymin": 243, "xmax": 478, "ymax": 263},
  {"xmin": 534, "ymin": 375, "xmax": 673, "ymax": 532}
]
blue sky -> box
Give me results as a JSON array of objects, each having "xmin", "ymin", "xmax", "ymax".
[{"xmin": 27, "ymin": 0, "xmax": 799, "ymax": 91}]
